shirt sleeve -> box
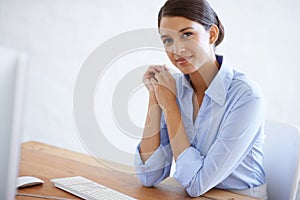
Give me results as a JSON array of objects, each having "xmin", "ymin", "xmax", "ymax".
[
  {"xmin": 173, "ymin": 93, "xmax": 265, "ymax": 197},
  {"xmin": 134, "ymin": 114, "xmax": 173, "ymax": 187}
]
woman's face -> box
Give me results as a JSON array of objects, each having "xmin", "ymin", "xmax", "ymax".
[{"xmin": 159, "ymin": 16, "xmax": 214, "ymax": 74}]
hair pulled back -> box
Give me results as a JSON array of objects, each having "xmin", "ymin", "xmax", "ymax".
[{"xmin": 158, "ymin": 0, "xmax": 224, "ymax": 46}]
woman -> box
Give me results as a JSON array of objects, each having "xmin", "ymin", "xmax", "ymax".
[{"xmin": 134, "ymin": 0, "xmax": 267, "ymax": 199}]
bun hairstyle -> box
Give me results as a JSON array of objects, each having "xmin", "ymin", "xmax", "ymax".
[{"xmin": 158, "ymin": 0, "xmax": 225, "ymax": 47}]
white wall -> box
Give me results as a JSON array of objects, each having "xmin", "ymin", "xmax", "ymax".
[{"xmin": 0, "ymin": 0, "xmax": 299, "ymax": 166}]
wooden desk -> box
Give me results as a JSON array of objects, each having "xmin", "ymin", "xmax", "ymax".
[{"xmin": 17, "ymin": 141, "xmax": 257, "ymax": 200}]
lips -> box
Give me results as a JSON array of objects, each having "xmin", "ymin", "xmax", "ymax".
[{"xmin": 175, "ymin": 56, "xmax": 192, "ymax": 65}]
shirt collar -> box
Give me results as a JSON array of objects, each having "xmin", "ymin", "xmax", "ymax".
[{"xmin": 181, "ymin": 55, "xmax": 233, "ymax": 106}]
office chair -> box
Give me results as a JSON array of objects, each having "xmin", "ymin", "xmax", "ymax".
[{"xmin": 263, "ymin": 121, "xmax": 300, "ymax": 200}]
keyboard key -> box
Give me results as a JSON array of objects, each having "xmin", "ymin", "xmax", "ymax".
[{"xmin": 51, "ymin": 176, "xmax": 137, "ymax": 200}]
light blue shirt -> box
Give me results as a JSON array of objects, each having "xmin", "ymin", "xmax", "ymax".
[{"xmin": 134, "ymin": 55, "xmax": 266, "ymax": 197}]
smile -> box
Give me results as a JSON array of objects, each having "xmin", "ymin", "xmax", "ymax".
[{"xmin": 175, "ymin": 56, "xmax": 192, "ymax": 65}]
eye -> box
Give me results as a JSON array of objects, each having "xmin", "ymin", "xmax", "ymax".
[
  {"xmin": 162, "ymin": 38, "xmax": 173, "ymax": 45},
  {"xmin": 182, "ymin": 32, "xmax": 193, "ymax": 39}
]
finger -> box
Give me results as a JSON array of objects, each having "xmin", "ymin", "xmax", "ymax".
[
  {"xmin": 143, "ymin": 79, "xmax": 151, "ymax": 86},
  {"xmin": 162, "ymin": 64, "xmax": 168, "ymax": 71},
  {"xmin": 160, "ymin": 66, "xmax": 170, "ymax": 76},
  {"xmin": 143, "ymin": 69, "xmax": 158, "ymax": 81},
  {"xmin": 150, "ymin": 77, "xmax": 157, "ymax": 85},
  {"xmin": 147, "ymin": 67, "xmax": 160, "ymax": 75},
  {"xmin": 144, "ymin": 66, "xmax": 160, "ymax": 77},
  {"xmin": 157, "ymin": 70, "xmax": 168, "ymax": 79},
  {"xmin": 159, "ymin": 65, "xmax": 165, "ymax": 72},
  {"xmin": 154, "ymin": 65, "xmax": 163, "ymax": 72},
  {"xmin": 149, "ymin": 65, "xmax": 163, "ymax": 74},
  {"xmin": 154, "ymin": 72, "xmax": 161, "ymax": 82},
  {"xmin": 161, "ymin": 67, "xmax": 172, "ymax": 77}
]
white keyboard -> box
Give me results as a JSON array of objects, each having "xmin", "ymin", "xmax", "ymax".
[{"xmin": 51, "ymin": 176, "xmax": 137, "ymax": 200}]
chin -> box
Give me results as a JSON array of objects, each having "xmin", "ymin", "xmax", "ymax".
[{"xmin": 176, "ymin": 64, "xmax": 197, "ymax": 75}]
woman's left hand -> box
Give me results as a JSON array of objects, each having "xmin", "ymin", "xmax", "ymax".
[{"xmin": 150, "ymin": 66, "xmax": 177, "ymax": 111}]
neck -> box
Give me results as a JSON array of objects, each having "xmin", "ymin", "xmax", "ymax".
[{"xmin": 189, "ymin": 57, "xmax": 220, "ymax": 93}]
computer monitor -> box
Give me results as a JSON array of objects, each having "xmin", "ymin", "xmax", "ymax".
[{"xmin": 0, "ymin": 46, "xmax": 27, "ymax": 200}]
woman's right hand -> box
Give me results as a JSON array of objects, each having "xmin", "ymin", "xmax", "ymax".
[{"xmin": 143, "ymin": 65, "xmax": 167, "ymax": 93}]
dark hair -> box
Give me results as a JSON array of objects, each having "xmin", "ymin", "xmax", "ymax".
[{"xmin": 158, "ymin": 0, "xmax": 224, "ymax": 47}]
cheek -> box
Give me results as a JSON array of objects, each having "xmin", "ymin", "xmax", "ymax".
[
  {"xmin": 198, "ymin": 35, "xmax": 211, "ymax": 51},
  {"xmin": 193, "ymin": 38, "xmax": 207, "ymax": 50},
  {"xmin": 190, "ymin": 38, "xmax": 211, "ymax": 60},
  {"xmin": 166, "ymin": 51, "xmax": 175, "ymax": 62}
]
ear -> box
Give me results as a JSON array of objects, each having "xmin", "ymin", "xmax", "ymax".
[{"xmin": 209, "ymin": 24, "xmax": 219, "ymax": 45}]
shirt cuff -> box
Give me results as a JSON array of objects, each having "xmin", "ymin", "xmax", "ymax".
[
  {"xmin": 134, "ymin": 143, "xmax": 172, "ymax": 173},
  {"xmin": 173, "ymin": 147, "xmax": 204, "ymax": 187}
]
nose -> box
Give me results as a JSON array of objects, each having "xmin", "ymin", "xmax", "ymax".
[{"xmin": 173, "ymin": 41, "xmax": 186, "ymax": 55}]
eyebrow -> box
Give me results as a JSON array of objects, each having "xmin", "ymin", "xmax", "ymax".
[
  {"xmin": 179, "ymin": 27, "xmax": 195, "ymax": 32},
  {"xmin": 160, "ymin": 27, "xmax": 195, "ymax": 39}
]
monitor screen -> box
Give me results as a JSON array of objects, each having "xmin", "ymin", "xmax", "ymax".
[{"xmin": 0, "ymin": 46, "xmax": 27, "ymax": 200}]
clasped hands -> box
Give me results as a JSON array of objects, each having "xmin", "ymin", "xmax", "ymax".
[{"xmin": 143, "ymin": 65, "xmax": 177, "ymax": 111}]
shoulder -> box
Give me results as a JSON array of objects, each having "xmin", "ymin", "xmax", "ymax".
[
  {"xmin": 227, "ymin": 69, "xmax": 264, "ymax": 109},
  {"xmin": 230, "ymin": 70, "xmax": 263, "ymax": 98},
  {"xmin": 218, "ymin": 55, "xmax": 263, "ymax": 100}
]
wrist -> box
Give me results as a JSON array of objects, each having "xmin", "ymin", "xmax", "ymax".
[{"xmin": 149, "ymin": 92, "xmax": 158, "ymax": 103}]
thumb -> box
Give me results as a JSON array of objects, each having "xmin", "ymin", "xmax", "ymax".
[{"xmin": 150, "ymin": 77, "xmax": 157, "ymax": 84}]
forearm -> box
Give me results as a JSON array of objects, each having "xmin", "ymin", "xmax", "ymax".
[
  {"xmin": 173, "ymin": 97, "xmax": 265, "ymax": 197},
  {"xmin": 140, "ymin": 92, "xmax": 162, "ymax": 162},
  {"xmin": 163, "ymin": 101, "xmax": 190, "ymax": 160}
]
